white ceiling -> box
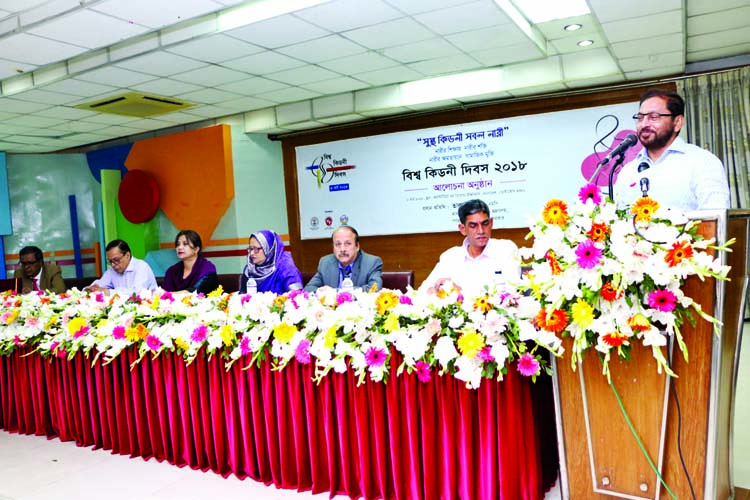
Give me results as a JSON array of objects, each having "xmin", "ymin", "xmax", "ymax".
[{"xmin": 0, "ymin": 0, "xmax": 748, "ymax": 153}]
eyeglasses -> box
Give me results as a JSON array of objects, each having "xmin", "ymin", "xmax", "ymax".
[
  {"xmin": 248, "ymin": 246, "xmax": 263, "ymax": 254},
  {"xmin": 107, "ymin": 254, "xmax": 126, "ymax": 265},
  {"xmin": 633, "ymin": 112, "xmax": 675, "ymax": 123},
  {"xmin": 19, "ymin": 259, "xmax": 39, "ymax": 267}
]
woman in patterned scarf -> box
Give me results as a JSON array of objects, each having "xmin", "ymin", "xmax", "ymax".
[{"xmin": 240, "ymin": 230, "xmax": 303, "ymax": 294}]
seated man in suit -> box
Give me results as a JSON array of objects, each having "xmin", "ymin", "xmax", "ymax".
[
  {"xmin": 13, "ymin": 246, "xmax": 66, "ymax": 294},
  {"xmin": 420, "ymin": 199, "xmax": 520, "ymax": 298},
  {"xmin": 85, "ymin": 239, "xmax": 157, "ymax": 296},
  {"xmin": 304, "ymin": 225, "xmax": 382, "ymax": 292}
]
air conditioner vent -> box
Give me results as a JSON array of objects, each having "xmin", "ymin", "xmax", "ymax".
[{"xmin": 75, "ymin": 92, "xmax": 195, "ymax": 117}]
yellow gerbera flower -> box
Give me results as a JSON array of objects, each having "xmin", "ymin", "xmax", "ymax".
[
  {"xmin": 324, "ymin": 326, "xmax": 338, "ymax": 349},
  {"xmin": 457, "ymin": 330, "xmax": 485, "ymax": 359},
  {"xmin": 67, "ymin": 317, "xmax": 87, "ymax": 335},
  {"xmin": 383, "ymin": 313, "xmax": 400, "ymax": 332},
  {"xmin": 273, "ymin": 322, "xmax": 296, "ymax": 343},
  {"xmin": 375, "ymin": 290, "xmax": 399, "ymax": 315},
  {"xmin": 542, "ymin": 199, "xmax": 569, "ymax": 226},
  {"xmin": 631, "ymin": 197, "xmax": 660, "ymax": 223},
  {"xmin": 220, "ymin": 324, "xmax": 234, "ymax": 346},
  {"xmin": 473, "ymin": 295, "xmax": 492, "ymax": 313},
  {"xmin": 571, "ymin": 299, "xmax": 594, "ymax": 328},
  {"xmin": 174, "ymin": 338, "xmax": 189, "ymax": 351}
]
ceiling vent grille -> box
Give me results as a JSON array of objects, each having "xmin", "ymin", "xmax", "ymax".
[{"xmin": 75, "ymin": 92, "xmax": 195, "ymax": 117}]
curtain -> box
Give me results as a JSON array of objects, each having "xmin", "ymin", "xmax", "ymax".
[{"xmin": 678, "ymin": 66, "xmax": 750, "ymax": 208}]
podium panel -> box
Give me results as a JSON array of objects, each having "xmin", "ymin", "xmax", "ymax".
[{"xmin": 553, "ymin": 212, "xmax": 750, "ymax": 499}]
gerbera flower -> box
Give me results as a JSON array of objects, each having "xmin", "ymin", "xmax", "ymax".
[
  {"xmin": 295, "ymin": 339, "xmax": 311, "ymax": 364},
  {"xmin": 273, "ymin": 322, "xmax": 297, "ymax": 343},
  {"xmin": 191, "ymin": 324, "xmax": 208, "ymax": 343},
  {"xmin": 575, "ymin": 240, "xmax": 602, "ymax": 269},
  {"xmin": 364, "ymin": 346, "xmax": 388, "ymax": 367},
  {"xmin": 534, "ymin": 308, "xmax": 569, "ymax": 333},
  {"xmin": 571, "ymin": 298, "xmax": 594, "ymax": 328},
  {"xmin": 415, "ymin": 361, "xmax": 432, "ymax": 383},
  {"xmin": 517, "ymin": 354, "xmax": 540, "ymax": 377},
  {"xmin": 602, "ymin": 331, "xmax": 627, "ymax": 347},
  {"xmin": 600, "ymin": 282, "xmax": 622, "ymax": 301},
  {"xmin": 648, "ymin": 289, "xmax": 677, "ymax": 312},
  {"xmin": 545, "ymin": 250, "xmax": 562, "ymax": 275},
  {"xmin": 473, "ymin": 295, "xmax": 492, "ymax": 313},
  {"xmin": 578, "ymin": 183, "xmax": 602, "ymax": 205},
  {"xmin": 112, "ymin": 325, "xmax": 126, "ymax": 339},
  {"xmin": 375, "ymin": 290, "xmax": 399, "ymax": 315},
  {"xmin": 665, "ymin": 240, "xmax": 694, "ymax": 267},
  {"xmin": 631, "ymin": 197, "xmax": 660, "ymax": 223},
  {"xmin": 542, "ymin": 199, "xmax": 569, "ymax": 226},
  {"xmin": 628, "ymin": 314, "xmax": 650, "ymax": 332},
  {"xmin": 145, "ymin": 334, "xmax": 163, "ymax": 351},
  {"xmin": 457, "ymin": 330, "xmax": 485, "ymax": 358},
  {"xmin": 588, "ymin": 222, "xmax": 609, "ymax": 242}
]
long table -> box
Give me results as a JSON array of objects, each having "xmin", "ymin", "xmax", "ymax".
[{"xmin": 1, "ymin": 348, "xmax": 556, "ymax": 499}]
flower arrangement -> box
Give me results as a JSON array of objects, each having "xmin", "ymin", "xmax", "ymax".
[
  {"xmin": 521, "ymin": 184, "xmax": 732, "ymax": 378},
  {"xmin": 0, "ymin": 282, "xmax": 557, "ymax": 389}
]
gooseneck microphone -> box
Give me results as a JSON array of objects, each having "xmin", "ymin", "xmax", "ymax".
[
  {"xmin": 600, "ymin": 134, "xmax": 638, "ymax": 165},
  {"xmin": 638, "ymin": 162, "xmax": 650, "ymax": 197}
]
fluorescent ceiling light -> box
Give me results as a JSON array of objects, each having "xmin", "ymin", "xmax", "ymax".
[
  {"xmin": 493, "ymin": 0, "xmax": 547, "ymax": 54},
  {"xmin": 401, "ymin": 69, "xmax": 504, "ymax": 106},
  {"xmin": 218, "ymin": 0, "xmax": 331, "ymax": 31},
  {"xmin": 511, "ymin": 0, "xmax": 589, "ymax": 23}
]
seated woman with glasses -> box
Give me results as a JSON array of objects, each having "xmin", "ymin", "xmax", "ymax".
[
  {"xmin": 240, "ymin": 230, "xmax": 303, "ymax": 295},
  {"xmin": 163, "ymin": 230, "xmax": 219, "ymax": 295}
]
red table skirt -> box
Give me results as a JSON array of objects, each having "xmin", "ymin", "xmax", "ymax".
[{"xmin": 0, "ymin": 348, "xmax": 556, "ymax": 500}]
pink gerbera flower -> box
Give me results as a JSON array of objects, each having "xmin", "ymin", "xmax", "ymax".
[
  {"xmin": 145, "ymin": 335, "xmax": 162, "ymax": 351},
  {"xmin": 575, "ymin": 240, "xmax": 602, "ymax": 269},
  {"xmin": 364, "ymin": 346, "xmax": 388, "ymax": 368},
  {"xmin": 160, "ymin": 291, "xmax": 174, "ymax": 302},
  {"xmin": 13, "ymin": 335, "xmax": 24, "ymax": 346},
  {"xmin": 647, "ymin": 289, "xmax": 677, "ymax": 312},
  {"xmin": 415, "ymin": 361, "xmax": 431, "ymax": 383},
  {"xmin": 112, "ymin": 325, "xmax": 126, "ymax": 339},
  {"xmin": 240, "ymin": 336, "xmax": 252, "ymax": 355},
  {"xmin": 578, "ymin": 183, "xmax": 602, "ymax": 205},
  {"xmin": 399, "ymin": 295, "xmax": 413, "ymax": 305},
  {"xmin": 240, "ymin": 295, "xmax": 252, "ymax": 305},
  {"xmin": 191, "ymin": 324, "xmax": 208, "ymax": 343},
  {"xmin": 295, "ymin": 339, "xmax": 311, "ymax": 364},
  {"xmin": 517, "ymin": 354, "xmax": 540, "ymax": 377},
  {"xmin": 478, "ymin": 346, "xmax": 494, "ymax": 362},
  {"xmin": 336, "ymin": 291, "xmax": 353, "ymax": 305}
]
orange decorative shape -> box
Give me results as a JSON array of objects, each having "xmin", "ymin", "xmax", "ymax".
[{"xmin": 124, "ymin": 125, "xmax": 234, "ymax": 241}]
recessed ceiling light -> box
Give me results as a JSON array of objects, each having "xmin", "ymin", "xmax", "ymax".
[
  {"xmin": 577, "ymin": 39, "xmax": 594, "ymax": 47},
  {"xmin": 564, "ymin": 23, "xmax": 582, "ymax": 31}
]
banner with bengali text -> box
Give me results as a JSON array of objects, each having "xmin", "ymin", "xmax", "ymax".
[{"xmin": 295, "ymin": 101, "xmax": 640, "ymax": 239}]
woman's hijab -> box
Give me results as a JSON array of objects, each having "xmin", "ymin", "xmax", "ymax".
[{"xmin": 242, "ymin": 230, "xmax": 284, "ymax": 282}]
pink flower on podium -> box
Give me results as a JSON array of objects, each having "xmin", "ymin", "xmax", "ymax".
[
  {"xmin": 365, "ymin": 346, "xmax": 388, "ymax": 368},
  {"xmin": 517, "ymin": 354, "xmax": 540, "ymax": 377},
  {"xmin": 647, "ymin": 289, "xmax": 677, "ymax": 312}
]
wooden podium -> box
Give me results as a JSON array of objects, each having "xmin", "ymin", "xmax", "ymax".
[{"xmin": 553, "ymin": 210, "xmax": 749, "ymax": 499}]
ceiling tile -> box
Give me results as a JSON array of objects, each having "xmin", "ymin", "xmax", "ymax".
[
  {"xmin": 8, "ymin": 88, "xmax": 82, "ymax": 105},
  {"xmin": 384, "ymin": 0, "xmax": 474, "ymax": 15},
  {"xmin": 383, "ymin": 38, "xmax": 460, "ymax": 63},
  {"xmin": 688, "ymin": 7, "xmax": 750, "ymax": 35},
  {"xmin": 688, "ymin": 26, "xmax": 750, "ymax": 52},
  {"xmin": 0, "ymin": 98, "xmax": 52, "ymax": 113},
  {"xmin": 353, "ymin": 65, "xmax": 424, "ymax": 86},
  {"xmin": 213, "ymin": 95, "xmax": 277, "ymax": 112},
  {"xmin": 0, "ymin": 0, "xmax": 47, "ymax": 12},
  {"xmin": 611, "ymin": 34, "xmax": 683, "ymax": 59},
  {"xmin": 445, "ymin": 25, "xmax": 528, "ymax": 51},
  {"xmin": 343, "ymin": 18, "xmax": 434, "ymax": 49},
  {"xmin": 33, "ymin": 107, "xmax": 98, "ymax": 120},
  {"xmin": 624, "ymin": 65, "xmax": 684, "ymax": 80},
  {"xmin": 221, "ymin": 51, "xmax": 306, "ymax": 75},
  {"xmin": 561, "ymin": 48, "xmax": 620, "ymax": 80},
  {"xmin": 148, "ymin": 111, "xmax": 209, "ymax": 124},
  {"xmin": 536, "ymin": 14, "xmax": 598, "ymax": 40},
  {"xmin": 45, "ymin": 120, "xmax": 104, "ymax": 133},
  {"xmin": 1, "ymin": 115, "xmax": 66, "ymax": 128},
  {"xmin": 76, "ymin": 65, "xmax": 156, "ymax": 86},
  {"xmin": 686, "ymin": 0, "xmax": 747, "ymax": 16},
  {"xmin": 28, "ymin": 9, "xmax": 149, "ymax": 49},
  {"xmin": 215, "ymin": 77, "xmax": 290, "ymax": 95},
  {"xmin": 550, "ymin": 33, "xmax": 609, "ymax": 55},
  {"xmin": 588, "ymin": 0, "xmax": 681, "ymax": 23},
  {"xmin": 80, "ymin": 113, "xmax": 141, "ymax": 124},
  {"xmin": 173, "ymin": 104, "xmax": 232, "ymax": 118},
  {"xmin": 301, "ymin": 77, "xmax": 370, "ymax": 94},
  {"xmin": 265, "ymin": 65, "xmax": 340, "ymax": 86},
  {"xmin": 319, "ymin": 51, "xmax": 401, "ymax": 73},
  {"xmin": 687, "ymin": 43, "xmax": 750, "ymax": 62},
  {"xmin": 618, "ymin": 50, "xmax": 684, "ymax": 72},
  {"xmin": 0, "ymin": 58, "xmax": 35, "ymax": 80},
  {"xmin": 257, "ymin": 87, "xmax": 322, "ymax": 104},
  {"xmin": 18, "ymin": 0, "xmax": 80, "ymax": 25},
  {"xmin": 0, "ymin": 110, "xmax": 19, "ymax": 121},
  {"xmin": 277, "ymin": 35, "xmax": 366, "ymax": 64},
  {"xmin": 414, "ymin": 1, "xmax": 510, "ymax": 35},
  {"xmin": 131, "ymin": 78, "xmax": 204, "ymax": 96},
  {"xmin": 115, "ymin": 51, "xmax": 208, "ymax": 76},
  {"xmin": 40, "ymin": 78, "xmax": 119, "ymax": 97},
  {"xmin": 171, "ymin": 65, "xmax": 250, "ymax": 86},
  {"xmin": 0, "ymin": 33, "xmax": 87, "ymax": 66},
  {"xmin": 91, "ymin": 0, "xmax": 223, "ymax": 29},
  {"xmin": 295, "ymin": 0, "xmax": 402, "ymax": 32},
  {"xmin": 226, "ymin": 14, "xmax": 329, "ymax": 49},
  {"xmin": 177, "ymin": 87, "xmax": 242, "ymax": 104},
  {"xmin": 601, "ymin": 10, "xmax": 683, "ymax": 44},
  {"xmin": 471, "ymin": 42, "xmax": 545, "ymax": 66},
  {"xmin": 408, "ymin": 54, "xmax": 482, "ymax": 76},
  {"xmin": 166, "ymin": 34, "xmax": 265, "ymax": 63},
  {"xmin": 118, "ymin": 117, "xmax": 174, "ymax": 130}
]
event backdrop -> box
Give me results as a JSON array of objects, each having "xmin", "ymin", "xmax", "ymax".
[{"xmin": 295, "ymin": 101, "xmax": 642, "ymax": 239}]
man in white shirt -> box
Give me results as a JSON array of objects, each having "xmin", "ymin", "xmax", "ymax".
[
  {"xmin": 420, "ymin": 199, "xmax": 520, "ymax": 298},
  {"xmin": 85, "ymin": 239, "xmax": 157, "ymax": 296},
  {"xmin": 614, "ymin": 88, "xmax": 729, "ymax": 211}
]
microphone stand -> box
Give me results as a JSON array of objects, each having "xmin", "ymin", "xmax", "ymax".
[{"xmin": 607, "ymin": 153, "xmax": 626, "ymax": 203}]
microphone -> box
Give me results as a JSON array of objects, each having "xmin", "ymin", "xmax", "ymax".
[
  {"xmin": 640, "ymin": 177, "xmax": 650, "ymax": 197},
  {"xmin": 637, "ymin": 162, "xmax": 650, "ymax": 173},
  {"xmin": 600, "ymin": 134, "xmax": 638, "ymax": 165}
]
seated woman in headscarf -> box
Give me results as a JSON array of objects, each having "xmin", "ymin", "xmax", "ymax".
[
  {"xmin": 240, "ymin": 230, "xmax": 303, "ymax": 294},
  {"xmin": 163, "ymin": 230, "xmax": 219, "ymax": 294}
]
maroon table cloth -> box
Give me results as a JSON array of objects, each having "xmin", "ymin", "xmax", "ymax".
[{"xmin": 0, "ymin": 347, "xmax": 555, "ymax": 499}]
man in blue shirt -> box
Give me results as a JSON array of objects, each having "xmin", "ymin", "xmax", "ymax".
[{"xmin": 85, "ymin": 239, "xmax": 157, "ymax": 296}]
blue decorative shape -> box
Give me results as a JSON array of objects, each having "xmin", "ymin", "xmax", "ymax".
[
  {"xmin": 0, "ymin": 236, "xmax": 5, "ymax": 279},
  {"xmin": 69, "ymin": 195, "xmax": 83, "ymax": 278},
  {"xmin": 0, "ymin": 153, "xmax": 11, "ymax": 235},
  {"xmin": 86, "ymin": 144, "xmax": 132, "ymax": 183}
]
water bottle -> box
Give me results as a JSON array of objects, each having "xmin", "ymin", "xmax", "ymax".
[
  {"xmin": 493, "ymin": 270, "xmax": 505, "ymax": 292},
  {"xmin": 340, "ymin": 277, "xmax": 354, "ymax": 292},
  {"xmin": 246, "ymin": 278, "xmax": 257, "ymax": 294}
]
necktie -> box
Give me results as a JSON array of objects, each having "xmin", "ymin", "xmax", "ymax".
[{"xmin": 32, "ymin": 278, "xmax": 39, "ymax": 291}]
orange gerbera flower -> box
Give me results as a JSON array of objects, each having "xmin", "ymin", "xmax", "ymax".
[
  {"xmin": 602, "ymin": 331, "xmax": 628, "ymax": 347},
  {"xmin": 375, "ymin": 290, "xmax": 399, "ymax": 315},
  {"xmin": 631, "ymin": 197, "xmax": 660, "ymax": 223},
  {"xmin": 628, "ymin": 314, "xmax": 650, "ymax": 332},
  {"xmin": 473, "ymin": 295, "xmax": 492, "ymax": 313},
  {"xmin": 665, "ymin": 240, "xmax": 694, "ymax": 267},
  {"xmin": 587, "ymin": 222, "xmax": 609, "ymax": 242},
  {"xmin": 600, "ymin": 281, "xmax": 623, "ymax": 301},
  {"xmin": 545, "ymin": 251, "xmax": 562, "ymax": 275},
  {"xmin": 534, "ymin": 308, "xmax": 569, "ymax": 334},
  {"xmin": 542, "ymin": 199, "xmax": 569, "ymax": 226}
]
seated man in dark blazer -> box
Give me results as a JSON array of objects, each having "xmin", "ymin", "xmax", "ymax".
[
  {"xmin": 304, "ymin": 225, "xmax": 382, "ymax": 292},
  {"xmin": 13, "ymin": 246, "xmax": 66, "ymax": 294}
]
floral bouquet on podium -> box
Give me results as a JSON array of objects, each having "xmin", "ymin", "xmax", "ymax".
[{"xmin": 520, "ymin": 184, "xmax": 732, "ymax": 378}]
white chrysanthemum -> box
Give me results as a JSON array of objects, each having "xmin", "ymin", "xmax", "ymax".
[
  {"xmin": 517, "ymin": 320, "xmax": 539, "ymax": 342},
  {"xmin": 434, "ymin": 336, "xmax": 459, "ymax": 368},
  {"xmin": 453, "ymin": 356, "xmax": 483, "ymax": 389},
  {"xmin": 448, "ymin": 315, "xmax": 464, "ymax": 329}
]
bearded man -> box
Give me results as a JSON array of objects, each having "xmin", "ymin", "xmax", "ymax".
[{"xmin": 614, "ymin": 88, "xmax": 729, "ymax": 211}]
